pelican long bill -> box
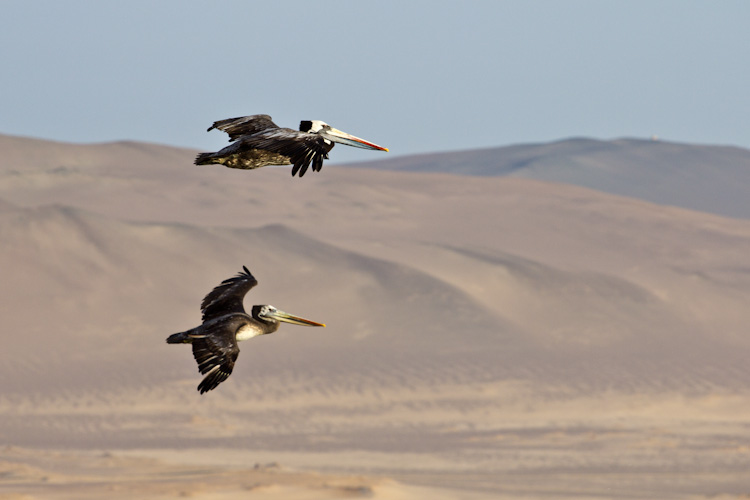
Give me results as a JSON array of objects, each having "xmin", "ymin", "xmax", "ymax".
[
  {"xmin": 319, "ymin": 127, "xmax": 389, "ymax": 151},
  {"xmin": 269, "ymin": 309, "xmax": 326, "ymax": 327}
]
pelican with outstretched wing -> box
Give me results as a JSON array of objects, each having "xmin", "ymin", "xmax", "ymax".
[
  {"xmin": 167, "ymin": 266, "xmax": 325, "ymax": 393},
  {"xmin": 195, "ymin": 114, "xmax": 388, "ymax": 177}
]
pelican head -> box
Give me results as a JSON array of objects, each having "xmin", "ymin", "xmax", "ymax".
[
  {"xmin": 252, "ymin": 304, "xmax": 326, "ymax": 329},
  {"xmin": 299, "ymin": 120, "xmax": 388, "ymax": 152}
]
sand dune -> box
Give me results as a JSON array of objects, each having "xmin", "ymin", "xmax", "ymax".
[
  {"xmin": 2, "ymin": 134, "xmax": 750, "ymax": 498},
  {"xmin": 346, "ymin": 137, "xmax": 750, "ymax": 219}
]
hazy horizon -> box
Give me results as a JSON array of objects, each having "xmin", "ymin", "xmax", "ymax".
[{"xmin": 3, "ymin": 1, "xmax": 750, "ymax": 165}]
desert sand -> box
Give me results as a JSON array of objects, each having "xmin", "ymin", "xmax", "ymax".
[
  {"xmin": 348, "ymin": 137, "xmax": 750, "ymax": 219},
  {"xmin": 2, "ymin": 133, "xmax": 750, "ymax": 498}
]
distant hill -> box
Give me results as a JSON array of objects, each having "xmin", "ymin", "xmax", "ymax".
[{"xmin": 345, "ymin": 137, "xmax": 750, "ymax": 219}]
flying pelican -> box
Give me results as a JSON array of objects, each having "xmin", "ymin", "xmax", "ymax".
[
  {"xmin": 167, "ymin": 266, "xmax": 325, "ymax": 394},
  {"xmin": 194, "ymin": 114, "xmax": 388, "ymax": 177}
]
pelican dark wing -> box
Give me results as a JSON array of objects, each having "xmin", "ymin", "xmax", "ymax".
[
  {"xmin": 237, "ymin": 128, "xmax": 333, "ymax": 177},
  {"xmin": 200, "ymin": 266, "xmax": 258, "ymax": 321},
  {"xmin": 190, "ymin": 317, "xmax": 242, "ymax": 394},
  {"xmin": 207, "ymin": 114, "xmax": 280, "ymax": 141}
]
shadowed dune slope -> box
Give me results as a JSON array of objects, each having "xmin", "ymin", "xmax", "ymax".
[
  {"xmin": 1, "ymin": 202, "xmax": 519, "ymax": 395},
  {"xmin": 2, "ymin": 183, "xmax": 750, "ymax": 397}
]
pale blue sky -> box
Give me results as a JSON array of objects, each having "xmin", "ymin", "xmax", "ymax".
[{"xmin": 2, "ymin": 1, "xmax": 749, "ymax": 163}]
